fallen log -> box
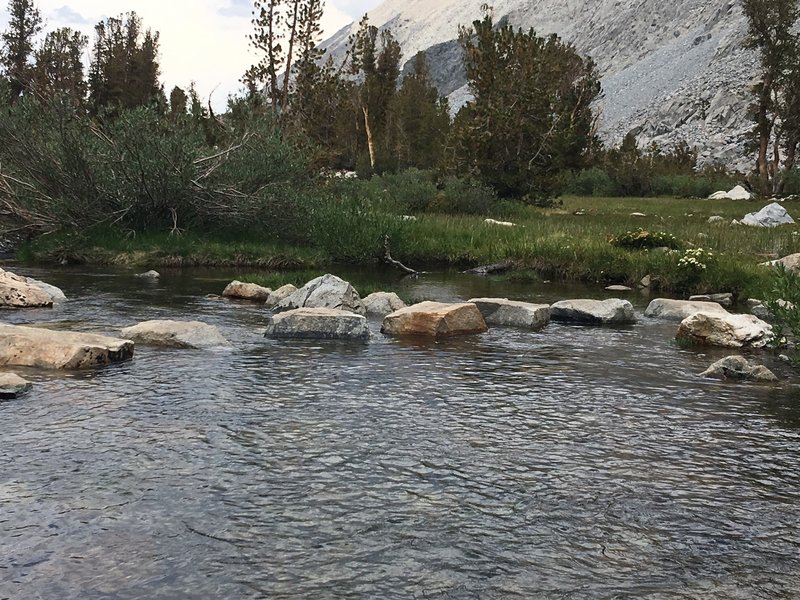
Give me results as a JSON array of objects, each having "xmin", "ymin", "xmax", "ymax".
[{"xmin": 463, "ymin": 260, "xmax": 514, "ymax": 276}]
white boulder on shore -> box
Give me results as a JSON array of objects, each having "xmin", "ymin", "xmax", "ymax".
[
  {"xmin": 0, "ymin": 268, "xmax": 66, "ymax": 308},
  {"xmin": 550, "ymin": 299, "xmax": 636, "ymax": 324},
  {"xmin": 468, "ymin": 298, "xmax": 550, "ymax": 330},
  {"xmin": 644, "ymin": 298, "xmax": 729, "ymax": 321},
  {"xmin": 276, "ymin": 274, "xmax": 366, "ymax": 315},
  {"xmin": 0, "ymin": 323, "xmax": 134, "ymax": 369},
  {"xmin": 265, "ymin": 307, "xmax": 369, "ymax": 340},
  {"xmin": 381, "ymin": 301, "xmax": 488, "ymax": 338},
  {"xmin": 120, "ymin": 320, "xmax": 230, "ymax": 349},
  {"xmin": 677, "ymin": 313, "xmax": 773, "ymax": 349},
  {"xmin": 222, "ymin": 280, "xmax": 272, "ymax": 302}
]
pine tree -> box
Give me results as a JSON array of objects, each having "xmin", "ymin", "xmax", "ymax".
[
  {"xmin": 246, "ymin": 0, "xmax": 284, "ymax": 112},
  {"xmin": 30, "ymin": 27, "xmax": 88, "ymax": 105},
  {"xmin": 169, "ymin": 85, "xmax": 188, "ymax": 117},
  {"xmin": 1, "ymin": 0, "xmax": 42, "ymax": 103}
]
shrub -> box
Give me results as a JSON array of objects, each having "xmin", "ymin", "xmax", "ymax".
[
  {"xmin": 764, "ymin": 266, "xmax": 800, "ymax": 364},
  {"xmin": 609, "ymin": 228, "xmax": 680, "ymax": 250}
]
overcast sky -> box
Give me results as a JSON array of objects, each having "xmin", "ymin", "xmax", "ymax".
[{"xmin": 0, "ymin": 0, "xmax": 383, "ymax": 108}]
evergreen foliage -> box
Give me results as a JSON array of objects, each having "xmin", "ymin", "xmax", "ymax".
[
  {"xmin": 1, "ymin": 0, "xmax": 42, "ymax": 103},
  {"xmin": 30, "ymin": 27, "xmax": 88, "ymax": 106}
]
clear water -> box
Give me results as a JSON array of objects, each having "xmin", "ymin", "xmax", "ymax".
[{"xmin": 1, "ymin": 265, "xmax": 799, "ymax": 599}]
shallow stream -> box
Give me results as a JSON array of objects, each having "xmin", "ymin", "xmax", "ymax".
[{"xmin": 1, "ymin": 265, "xmax": 799, "ymax": 598}]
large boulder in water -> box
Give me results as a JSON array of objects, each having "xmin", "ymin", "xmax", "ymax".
[
  {"xmin": 363, "ymin": 292, "xmax": 407, "ymax": 317},
  {"xmin": 644, "ymin": 298, "xmax": 729, "ymax": 321},
  {"xmin": 550, "ymin": 299, "xmax": 636, "ymax": 324},
  {"xmin": 677, "ymin": 313, "xmax": 773, "ymax": 348},
  {"xmin": 121, "ymin": 320, "xmax": 230, "ymax": 349},
  {"xmin": 222, "ymin": 280, "xmax": 272, "ymax": 302},
  {"xmin": 700, "ymin": 355, "xmax": 778, "ymax": 382},
  {"xmin": 0, "ymin": 373, "xmax": 32, "ymax": 398},
  {"xmin": 381, "ymin": 302, "xmax": 488, "ymax": 338},
  {"xmin": 265, "ymin": 284, "xmax": 298, "ymax": 309},
  {"xmin": 265, "ymin": 307, "xmax": 369, "ymax": 340},
  {"xmin": 0, "ymin": 268, "xmax": 65, "ymax": 308},
  {"xmin": 468, "ymin": 297, "xmax": 550, "ymax": 330},
  {"xmin": 0, "ymin": 323, "xmax": 134, "ymax": 369},
  {"xmin": 741, "ymin": 202, "xmax": 795, "ymax": 227},
  {"xmin": 275, "ymin": 274, "xmax": 366, "ymax": 315}
]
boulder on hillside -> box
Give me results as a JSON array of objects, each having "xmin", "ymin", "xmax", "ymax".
[
  {"xmin": 700, "ymin": 355, "xmax": 778, "ymax": 382},
  {"xmin": 677, "ymin": 313, "xmax": 773, "ymax": 348},
  {"xmin": 265, "ymin": 284, "xmax": 298, "ymax": 309},
  {"xmin": 741, "ymin": 202, "xmax": 795, "ymax": 227},
  {"xmin": 276, "ymin": 274, "xmax": 366, "ymax": 315},
  {"xmin": 0, "ymin": 268, "xmax": 66, "ymax": 308},
  {"xmin": 0, "ymin": 324, "xmax": 134, "ymax": 369},
  {"xmin": 265, "ymin": 308, "xmax": 369, "ymax": 340},
  {"xmin": 644, "ymin": 298, "xmax": 728, "ymax": 321},
  {"xmin": 468, "ymin": 298, "xmax": 550, "ymax": 330},
  {"xmin": 363, "ymin": 292, "xmax": 407, "ymax": 317},
  {"xmin": 707, "ymin": 215, "xmax": 725, "ymax": 224},
  {"xmin": 766, "ymin": 253, "xmax": 800, "ymax": 272},
  {"xmin": 0, "ymin": 373, "xmax": 32, "ymax": 398},
  {"xmin": 382, "ymin": 302, "xmax": 487, "ymax": 338},
  {"xmin": 688, "ymin": 292, "xmax": 733, "ymax": 307},
  {"xmin": 222, "ymin": 280, "xmax": 272, "ymax": 302},
  {"xmin": 550, "ymin": 299, "xmax": 636, "ymax": 324},
  {"xmin": 121, "ymin": 320, "xmax": 230, "ymax": 349},
  {"xmin": 707, "ymin": 185, "xmax": 752, "ymax": 200}
]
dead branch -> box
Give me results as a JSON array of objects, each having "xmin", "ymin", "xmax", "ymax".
[{"xmin": 383, "ymin": 235, "xmax": 419, "ymax": 276}]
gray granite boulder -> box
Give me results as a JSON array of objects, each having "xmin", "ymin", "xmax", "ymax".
[
  {"xmin": 275, "ymin": 274, "xmax": 366, "ymax": 315},
  {"xmin": 222, "ymin": 280, "xmax": 272, "ymax": 302},
  {"xmin": 677, "ymin": 313, "xmax": 773, "ymax": 348},
  {"xmin": 0, "ymin": 268, "xmax": 65, "ymax": 308},
  {"xmin": 363, "ymin": 292, "xmax": 407, "ymax": 317},
  {"xmin": 468, "ymin": 298, "xmax": 550, "ymax": 330},
  {"xmin": 700, "ymin": 356, "xmax": 778, "ymax": 382},
  {"xmin": 742, "ymin": 202, "xmax": 795, "ymax": 227},
  {"xmin": 645, "ymin": 298, "xmax": 728, "ymax": 321},
  {"xmin": 0, "ymin": 373, "xmax": 32, "ymax": 398},
  {"xmin": 550, "ymin": 299, "xmax": 636, "ymax": 324},
  {"xmin": 265, "ymin": 284, "xmax": 298, "ymax": 309},
  {"xmin": 265, "ymin": 308, "xmax": 369, "ymax": 340},
  {"xmin": 121, "ymin": 320, "xmax": 230, "ymax": 349}
]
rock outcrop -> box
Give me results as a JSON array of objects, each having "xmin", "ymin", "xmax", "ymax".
[
  {"xmin": 741, "ymin": 203, "xmax": 795, "ymax": 228},
  {"xmin": 363, "ymin": 292, "xmax": 407, "ymax": 317},
  {"xmin": 700, "ymin": 355, "xmax": 778, "ymax": 382},
  {"xmin": 276, "ymin": 274, "xmax": 366, "ymax": 315},
  {"xmin": 550, "ymin": 299, "xmax": 636, "ymax": 324},
  {"xmin": 0, "ymin": 324, "xmax": 134, "ymax": 369},
  {"xmin": 0, "ymin": 373, "xmax": 32, "ymax": 398},
  {"xmin": 381, "ymin": 301, "xmax": 488, "ymax": 337},
  {"xmin": 468, "ymin": 298, "xmax": 550, "ymax": 330},
  {"xmin": 677, "ymin": 313, "xmax": 773, "ymax": 348},
  {"xmin": 0, "ymin": 268, "xmax": 65, "ymax": 308},
  {"xmin": 120, "ymin": 320, "xmax": 230, "ymax": 349},
  {"xmin": 265, "ymin": 308, "xmax": 370, "ymax": 340},
  {"xmin": 222, "ymin": 280, "xmax": 272, "ymax": 302},
  {"xmin": 644, "ymin": 298, "xmax": 728, "ymax": 321}
]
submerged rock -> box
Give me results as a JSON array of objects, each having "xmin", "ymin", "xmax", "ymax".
[
  {"xmin": 135, "ymin": 270, "xmax": 160, "ymax": 279},
  {"xmin": 276, "ymin": 274, "xmax": 366, "ymax": 315},
  {"xmin": 0, "ymin": 373, "xmax": 32, "ymax": 398},
  {"xmin": 381, "ymin": 301, "xmax": 488, "ymax": 338},
  {"xmin": 741, "ymin": 203, "xmax": 795, "ymax": 227},
  {"xmin": 0, "ymin": 268, "xmax": 65, "ymax": 308},
  {"xmin": 121, "ymin": 320, "xmax": 230, "ymax": 349},
  {"xmin": 363, "ymin": 292, "xmax": 407, "ymax": 318},
  {"xmin": 644, "ymin": 298, "xmax": 728, "ymax": 321},
  {"xmin": 677, "ymin": 313, "xmax": 773, "ymax": 348},
  {"xmin": 265, "ymin": 284, "xmax": 298, "ymax": 309},
  {"xmin": 468, "ymin": 298, "xmax": 550, "ymax": 330},
  {"xmin": 265, "ymin": 307, "xmax": 369, "ymax": 340},
  {"xmin": 222, "ymin": 280, "xmax": 272, "ymax": 302},
  {"xmin": 550, "ymin": 299, "xmax": 636, "ymax": 324},
  {"xmin": 0, "ymin": 324, "xmax": 134, "ymax": 369},
  {"xmin": 700, "ymin": 355, "xmax": 778, "ymax": 382}
]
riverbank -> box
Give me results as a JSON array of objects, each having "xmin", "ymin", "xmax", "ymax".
[{"xmin": 16, "ymin": 196, "xmax": 796, "ymax": 299}]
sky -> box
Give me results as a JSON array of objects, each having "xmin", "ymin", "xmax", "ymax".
[{"xmin": 0, "ymin": 0, "xmax": 382, "ymax": 109}]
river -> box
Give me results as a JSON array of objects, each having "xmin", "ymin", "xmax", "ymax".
[{"xmin": 1, "ymin": 265, "xmax": 799, "ymax": 599}]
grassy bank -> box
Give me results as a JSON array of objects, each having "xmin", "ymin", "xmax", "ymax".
[{"xmin": 19, "ymin": 196, "xmax": 797, "ymax": 299}]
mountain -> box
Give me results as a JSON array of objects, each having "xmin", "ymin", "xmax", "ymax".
[{"xmin": 321, "ymin": 0, "xmax": 757, "ymax": 169}]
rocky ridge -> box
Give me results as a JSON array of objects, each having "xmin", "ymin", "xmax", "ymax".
[{"xmin": 321, "ymin": 0, "xmax": 756, "ymax": 168}]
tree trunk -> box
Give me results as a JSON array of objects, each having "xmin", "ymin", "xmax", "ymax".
[
  {"xmin": 756, "ymin": 73, "xmax": 774, "ymax": 190},
  {"xmin": 362, "ymin": 105, "xmax": 376, "ymax": 170},
  {"xmin": 282, "ymin": 0, "xmax": 300, "ymax": 111}
]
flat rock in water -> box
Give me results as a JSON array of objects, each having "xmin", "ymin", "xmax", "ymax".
[
  {"xmin": 265, "ymin": 307, "xmax": 369, "ymax": 340},
  {"xmin": 468, "ymin": 298, "xmax": 550, "ymax": 330},
  {"xmin": 276, "ymin": 274, "xmax": 366, "ymax": 315},
  {"xmin": 0, "ymin": 268, "xmax": 65, "ymax": 308},
  {"xmin": 645, "ymin": 298, "xmax": 728, "ymax": 321},
  {"xmin": 121, "ymin": 320, "xmax": 230, "ymax": 349},
  {"xmin": 0, "ymin": 373, "xmax": 32, "ymax": 398},
  {"xmin": 222, "ymin": 281, "xmax": 272, "ymax": 302},
  {"xmin": 363, "ymin": 292, "xmax": 407, "ymax": 318},
  {"xmin": 265, "ymin": 284, "xmax": 298, "ymax": 309},
  {"xmin": 550, "ymin": 299, "xmax": 636, "ymax": 324},
  {"xmin": 605, "ymin": 285, "xmax": 632, "ymax": 292},
  {"xmin": 700, "ymin": 355, "xmax": 778, "ymax": 382},
  {"xmin": 677, "ymin": 313, "xmax": 773, "ymax": 348},
  {"xmin": 689, "ymin": 293, "xmax": 733, "ymax": 307},
  {"xmin": 382, "ymin": 302, "xmax": 488, "ymax": 338},
  {"xmin": 0, "ymin": 323, "xmax": 134, "ymax": 369},
  {"xmin": 741, "ymin": 202, "xmax": 795, "ymax": 227}
]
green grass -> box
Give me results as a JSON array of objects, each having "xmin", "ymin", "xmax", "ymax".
[{"xmin": 19, "ymin": 196, "xmax": 798, "ymax": 299}]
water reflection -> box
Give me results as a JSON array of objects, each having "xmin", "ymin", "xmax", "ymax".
[{"xmin": 1, "ymin": 264, "xmax": 799, "ymax": 598}]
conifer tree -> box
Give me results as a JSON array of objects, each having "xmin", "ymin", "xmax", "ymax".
[
  {"xmin": 1, "ymin": 0, "xmax": 42, "ymax": 103},
  {"xmin": 30, "ymin": 27, "xmax": 88, "ymax": 105},
  {"xmin": 246, "ymin": 0, "xmax": 284, "ymax": 112},
  {"xmin": 169, "ymin": 85, "xmax": 188, "ymax": 117}
]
